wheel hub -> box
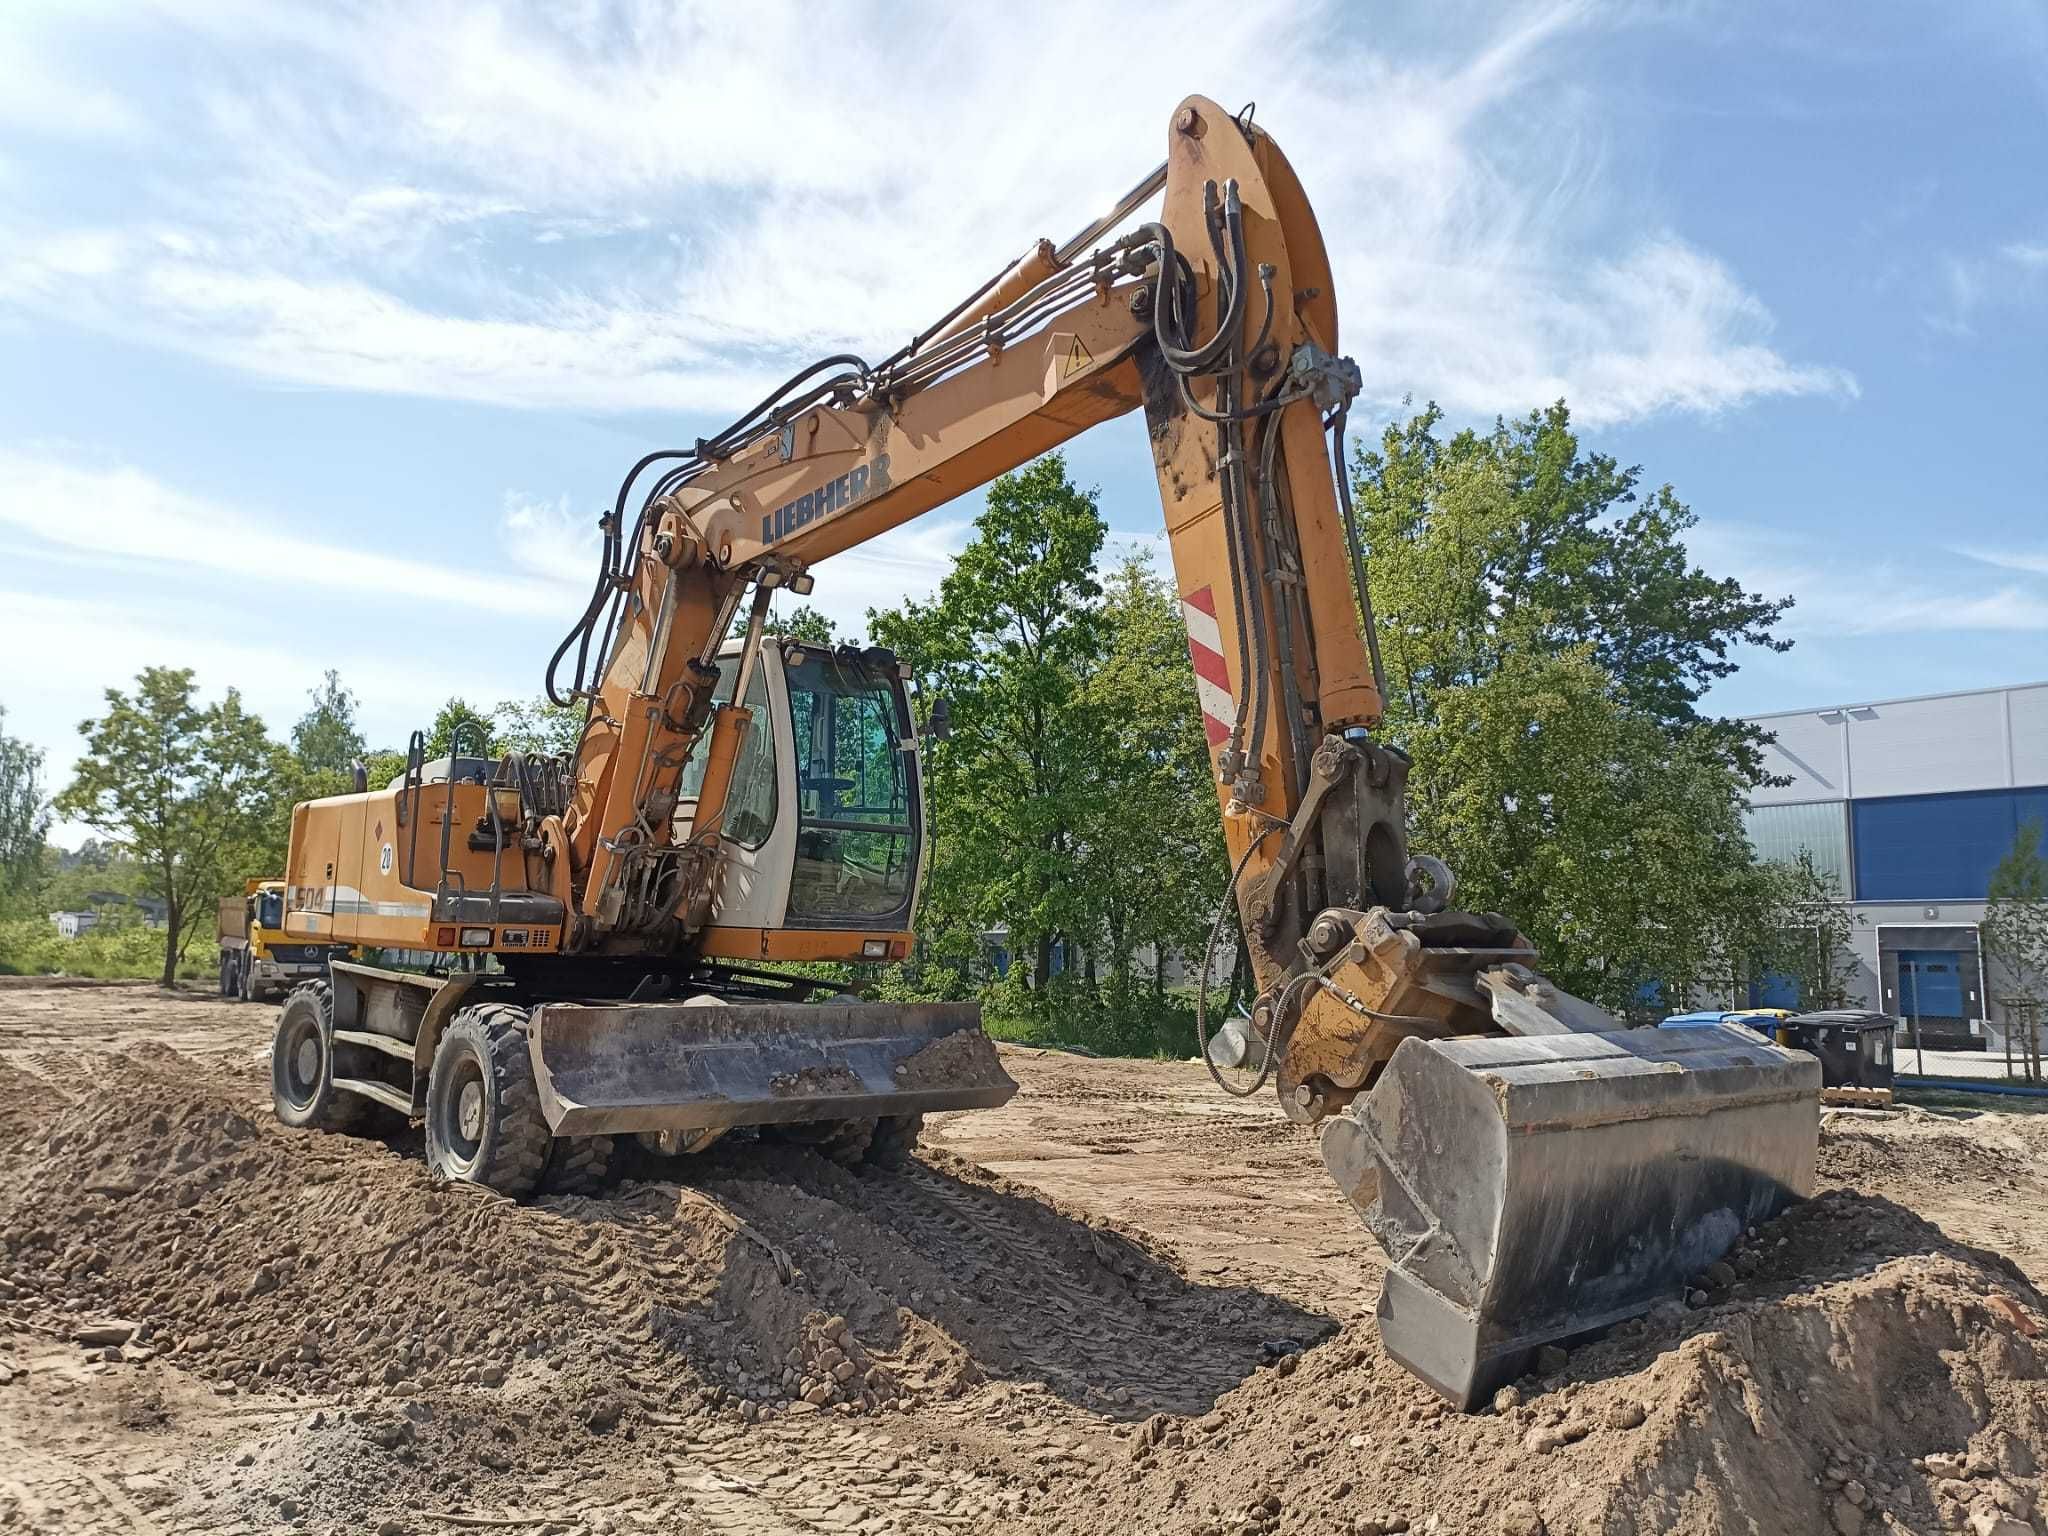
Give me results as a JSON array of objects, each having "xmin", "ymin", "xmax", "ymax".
[
  {"xmin": 295, "ymin": 1036, "xmax": 319, "ymax": 1091},
  {"xmin": 458, "ymin": 1080, "xmax": 485, "ymax": 1143}
]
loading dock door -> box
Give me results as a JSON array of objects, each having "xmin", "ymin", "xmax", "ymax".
[{"xmin": 1898, "ymin": 950, "xmax": 1965, "ymax": 1023}]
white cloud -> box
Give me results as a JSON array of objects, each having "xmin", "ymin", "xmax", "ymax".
[
  {"xmin": 1690, "ymin": 520, "xmax": 2048, "ymax": 638},
  {"xmin": 0, "ymin": 0, "xmax": 1850, "ymax": 424},
  {"xmin": 1957, "ymin": 545, "xmax": 2048, "ymax": 579},
  {"xmin": 0, "ymin": 447, "xmax": 576, "ymax": 615}
]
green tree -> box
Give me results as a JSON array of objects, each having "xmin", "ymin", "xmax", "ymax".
[
  {"xmin": 425, "ymin": 698, "xmax": 496, "ymax": 759},
  {"xmin": 1752, "ymin": 850, "xmax": 1862, "ymax": 1010},
  {"xmin": 1355, "ymin": 402, "xmax": 1792, "ymax": 782},
  {"xmin": 727, "ymin": 600, "xmax": 841, "ymax": 646},
  {"xmin": 1986, "ymin": 820, "xmax": 2048, "ymax": 1081},
  {"xmin": 0, "ymin": 704, "xmax": 47, "ymax": 916},
  {"xmin": 55, "ymin": 668, "xmax": 291, "ymax": 986},
  {"xmin": 869, "ymin": 453, "xmax": 1111, "ymax": 997},
  {"xmin": 291, "ymin": 670, "xmax": 367, "ymax": 775},
  {"xmin": 776, "ymin": 604, "xmax": 840, "ymax": 646},
  {"xmin": 1350, "ymin": 403, "xmax": 1795, "ymax": 1013},
  {"xmin": 493, "ymin": 696, "xmax": 586, "ymax": 758},
  {"xmin": 1076, "ymin": 553, "xmax": 1226, "ymax": 1044}
]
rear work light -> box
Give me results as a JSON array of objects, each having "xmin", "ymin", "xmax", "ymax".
[
  {"xmin": 458, "ymin": 927, "xmax": 493, "ymax": 947},
  {"xmin": 862, "ymin": 939, "xmax": 888, "ymax": 958}
]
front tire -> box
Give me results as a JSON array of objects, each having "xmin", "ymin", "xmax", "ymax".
[
  {"xmin": 866, "ymin": 1113, "xmax": 924, "ymax": 1170},
  {"xmin": 271, "ymin": 982, "xmax": 359, "ymax": 1132},
  {"xmin": 425, "ymin": 1004, "xmax": 551, "ymax": 1197},
  {"xmin": 538, "ymin": 1133, "xmax": 617, "ymax": 1196}
]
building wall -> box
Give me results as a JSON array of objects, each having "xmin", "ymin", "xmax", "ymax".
[{"xmin": 1743, "ymin": 682, "xmax": 2048, "ymax": 1036}]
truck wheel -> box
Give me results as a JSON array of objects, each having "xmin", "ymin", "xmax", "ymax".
[
  {"xmin": 538, "ymin": 1134, "xmax": 617, "ymax": 1196},
  {"xmin": 237, "ymin": 956, "xmax": 254, "ymax": 1004},
  {"xmin": 272, "ymin": 981, "xmax": 360, "ymax": 1132},
  {"xmin": 425, "ymin": 1004, "xmax": 550, "ymax": 1198},
  {"xmin": 866, "ymin": 1114, "xmax": 924, "ymax": 1170},
  {"xmin": 219, "ymin": 954, "xmax": 234, "ymax": 998}
]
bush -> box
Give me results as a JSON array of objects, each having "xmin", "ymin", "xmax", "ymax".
[{"xmin": 0, "ymin": 918, "xmax": 218, "ymax": 982}]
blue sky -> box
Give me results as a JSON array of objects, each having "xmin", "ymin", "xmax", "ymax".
[{"xmin": 3, "ymin": 0, "xmax": 2046, "ymax": 822}]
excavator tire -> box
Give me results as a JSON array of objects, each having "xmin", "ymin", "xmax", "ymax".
[
  {"xmin": 271, "ymin": 981, "xmax": 360, "ymax": 1133},
  {"xmin": 425, "ymin": 1004, "xmax": 551, "ymax": 1198},
  {"xmin": 865, "ymin": 1113, "xmax": 924, "ymax": 1170},
  {"xmin": 538, "ymin": 1133, "xmax": 617, "ymax": 1197},
  {"xmin": 771, "ymin": 1118, "xmax": 876, "ymax": 1168}
]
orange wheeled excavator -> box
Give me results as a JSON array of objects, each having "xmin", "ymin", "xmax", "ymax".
[{"xmin": 273, "ymin": 95, "xmax": 1819, "ymax": 1408}]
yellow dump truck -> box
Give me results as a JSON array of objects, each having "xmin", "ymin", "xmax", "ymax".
[{"xmin": 217, "ymin": 880, "xmax": 351, "ymax": 1003}]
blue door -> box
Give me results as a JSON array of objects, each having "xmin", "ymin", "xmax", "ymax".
[{"xmin": 1898, "ymin": 950, "xmax": 1965, "ymax": 1019}]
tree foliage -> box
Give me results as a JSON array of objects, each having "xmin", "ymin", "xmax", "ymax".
[
  {"xmin": 0, "ymin": 703, "xmax": 47, "ymax": 917},
  {"xmin": 425, "ymin": 698, "xmax": 496, "ymax": 759},
  {"xmin": 1986, "ymin": 820, "xmax": 2048, "ymax": 1079},
  {"xmin": 1753, "ymin": 849, "xmax": 1863, "ymax": 1010},
  {"xmin": 54, "ymin": 668, "xmax": 290, "ymax": 985},
  {"xmin": 493, "ymin": 696, "xmax": 585, "ymax": 758},
  {"xmin": 1352, "ymin": 403, "xmax": 1795, "ymax": 1013},
  {"xmin": 870, "ymin": 454, "xmax": 1111, "ymax": 1003},
  {"xmin": 291, "ymin": 669, "xmax": 367, "ymax": 775}
]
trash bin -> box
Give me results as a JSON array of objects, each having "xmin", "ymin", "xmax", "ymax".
[{"xmin": 1781, "ymin": 1010, "xmax": 1895, "ymax": 1093}]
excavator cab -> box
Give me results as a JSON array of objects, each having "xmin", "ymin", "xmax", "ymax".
[{"xmin": 670, "ymin": 639, "xmax": 926, "ymax": 942}]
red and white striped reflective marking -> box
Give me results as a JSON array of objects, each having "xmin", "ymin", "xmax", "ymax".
[{"xmin": 1181, "ymin": 586, "xmax": 1237, "ymax": 747}]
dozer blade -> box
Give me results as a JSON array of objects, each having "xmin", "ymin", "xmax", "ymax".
[
  {"xmin": 527, "ymin": 999, "xmax": 1017, "ymax": 1136},
  {"xmin": 1320, "ymin": 1022, "xmax": 1819, "ymax": 1408}
]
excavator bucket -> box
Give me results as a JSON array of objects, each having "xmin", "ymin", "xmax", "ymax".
[
  {"xmin": 526, "ymin": 999, "xmax": 1017, "ymax": 1137},
  {"xmin": 1320, "ymin": 1022, "xmax": 1819, "ymax": 1408}
]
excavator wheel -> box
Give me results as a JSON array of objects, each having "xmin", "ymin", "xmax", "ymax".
[
  {"xmin": 425, "ymin": 1004, "xmax": 551, "ymax": 1198},
  {"xmin": 865, "ymin": 1114, "xmax": 924, "ymax": 1170},
  {"xmin": 771, "ymin": 1118, "xmax": 876, "ymax": 1168},
  {"xmin": 538, "ymin": 1133, "xmax": 617, "ymax": 1197},
  {"xmin": 271, "ymin": 981, "xmax": 360, "ymax": 1133}
]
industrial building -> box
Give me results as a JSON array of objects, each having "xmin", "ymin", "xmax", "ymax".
[{"xmin": 1744, "ymin": 681, "xmax": 2048, "ymax": 1047}]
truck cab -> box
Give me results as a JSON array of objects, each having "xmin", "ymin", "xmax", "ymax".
[{"xmin": 219, "ymin": 879, "xmax": 351, "ymax": 1003}]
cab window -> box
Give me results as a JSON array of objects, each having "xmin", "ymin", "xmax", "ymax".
[
  {"xmin": 676, "ymin": 660, "xmax": 777, "ymax": 849},
  {"xmin": 255, "ymin": 890, "xmax": 284, "ymax": 929},
  {"xmin": 785, "ymin": 651, "xmax": 916, "ymax": 922}
]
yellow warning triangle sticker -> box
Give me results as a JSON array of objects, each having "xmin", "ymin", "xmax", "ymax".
[{"xmin": 1063, "ymin": 336, "xmax": 1093, "ymax": 378}]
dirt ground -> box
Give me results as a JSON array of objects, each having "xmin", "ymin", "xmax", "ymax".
[{"xmin": 6, "ymin": 982, "xmax": 2048, "ymax": 1536}]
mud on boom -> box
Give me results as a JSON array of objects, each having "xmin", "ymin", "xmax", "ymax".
[{"xmin": 271, "ymin": 94, "xmax": 1818, "ymax": 1407}]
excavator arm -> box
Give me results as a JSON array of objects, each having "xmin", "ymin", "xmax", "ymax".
[{"xmin": 532, "ymin": 94, "xmax": 1820, "ymax": 1406}]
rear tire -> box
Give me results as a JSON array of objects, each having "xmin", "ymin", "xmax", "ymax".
[
  {"xmin": 219, "ymin": 954, "xmax": 234, "ymax": 998},
  {"xmin": 425, "ymin": 1004, "xmax": 551, "ymax": 1197},
  {"xmin": 866, "ymin": 1113, "xmax": 924, "ymax": 1170},
  {"xmin": 538, "ymin": 1133, "xmax": 616, "ymax": 1196},
  {"xmin": 237, "ymin": 956, "xmax": 254, "ymax": 1004},
  {"xmin": 271, "ymin": 981, "xmax": 360, "ymax": 1132}
]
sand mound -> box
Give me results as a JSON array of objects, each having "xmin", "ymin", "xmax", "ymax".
[
  {"xmin": 1050, "ymin": 1191, "xmax": 2048, "ymax": 1536},
  {"xmin": 0, "ymin": 1046, "xmax": 1315, "ymax": 1423}
]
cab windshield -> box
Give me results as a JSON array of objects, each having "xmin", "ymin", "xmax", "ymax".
[
  {"xmin": 255, "ymin": 890, "xmax": 284, "ymax": 929},
  {"xmin": 784, "ymin": 650, "xmax": 916, "ymax": 923}
]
